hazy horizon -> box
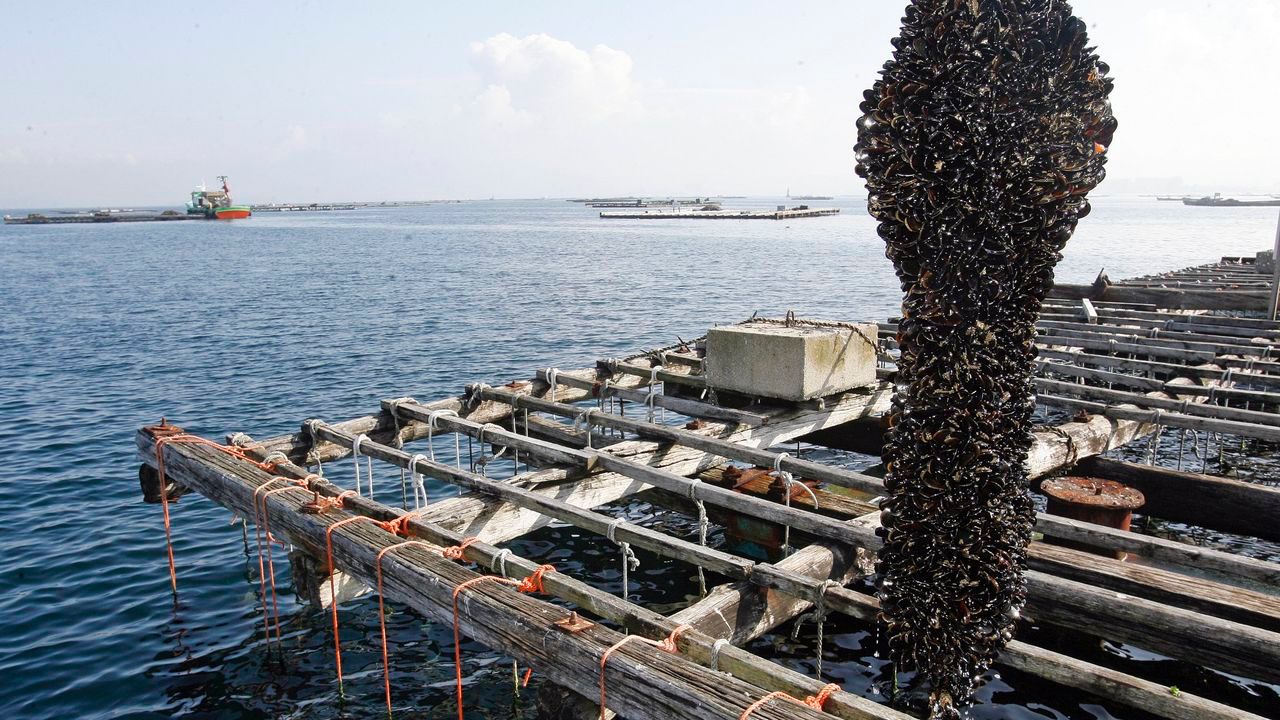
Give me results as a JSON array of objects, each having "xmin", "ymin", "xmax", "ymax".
[{"xmin": 3, "ymin": 1, "xmax": 1278, "ymax": 207}]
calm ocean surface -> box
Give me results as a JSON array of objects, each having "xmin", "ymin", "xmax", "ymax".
[{"xmin": 2, "ymin": 197, "xmax": 1278, "ymax": 719}]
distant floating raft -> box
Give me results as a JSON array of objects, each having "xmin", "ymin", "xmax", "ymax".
[{"xmin": 599, "ymin": 207, "xmax": 840, "ymax": 220}]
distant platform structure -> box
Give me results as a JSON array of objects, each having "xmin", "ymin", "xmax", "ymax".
[
  {"xmin": 600, "ymin": 206, "xmax": 840, "ymax": 220},
  {"xmin": 251, "ymin": 203, "xmax": 358, "ymax": 212},
  {"xmin": 3, "ymin": 211, "xmax": 200, "ymax": 225}
]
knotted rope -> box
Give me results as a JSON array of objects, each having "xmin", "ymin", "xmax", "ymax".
[
  {"xmin": 646, "ymin": 364, "xmax": 666, "ymax": 424},
  {"xmin": 451, "ymin": 564, "xmax": 556, "ymax": 720},
  {"xmin": 598, "ymin": 625, "xmax": 692, "ymax": 720},
  {"xmin": 687, "ymin": 476, "xmax": 709, "ymax": 596},
  {"xmin": 773, "ymin": 453, "xmax": 818, "ymax": 556},
  {"xmin": 738, "ymin": 684, "xmax": 842, "ymax": 720},
  {"xmin": 408, "ymin": 454, "xmax": 430, "ymax": 509},
  {"xmin": 607, "ymin": 517, "xmax": 640, "ymax": 600}
]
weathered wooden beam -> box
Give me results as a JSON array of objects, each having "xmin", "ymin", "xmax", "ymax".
[
  {"xmin": 1041, "ymin": 304, "xmax": 1280, "ymax": 331},
  {"xmin": 1048, "ymin": 281, "xmax": 1270, "ymax": 311},
  {"xmin": 1038, "ymin": 323, "xmax": 1279, "ymax": 359},
  {"xmin": 1036, "ymin": 347, "xmax": 1280, "ymax": 392},
  {"xmin": 1034, "ymin": 377, "xmax": 1280, "ymax": 433},
  {"xmin": 1037, "ymin": 359, "xmax": 1280, "ymax": 405},
  {"xmin": 471, "ymin": 385, "xmax": 888, "ymax": 495},
  {"xmin": 1037, "ymin": 393, "xmax": 1280, "ymax": 442},
  {"xmin": 533, "ymin": 371, "xmax": 770, "ymax": 427},
  {"xmin": 1076, "ymin": 456, "xmax": 1280, "ymax": 544}
]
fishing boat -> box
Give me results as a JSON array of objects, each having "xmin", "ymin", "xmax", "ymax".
[
  {"xmin": 187, "ymin": 176, "xmax": 252, "ymax": 219},
  {"xmin": 1183, "ymin": 193, "xmax": 1280, "ymax": 207}
]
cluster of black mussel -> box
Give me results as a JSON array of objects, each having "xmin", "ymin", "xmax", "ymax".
[{"xmin": 853, "ymin": 1, "xmax": 1115, "ymax": 717}]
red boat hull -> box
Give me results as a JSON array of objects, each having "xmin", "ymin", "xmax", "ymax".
[{"xmin": 214, "ymin": 207, "xmax": 251, "ymax": 220}]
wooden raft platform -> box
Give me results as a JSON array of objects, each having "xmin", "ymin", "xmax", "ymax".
[
  {"xmin": 599, "ymin": 207, "xmax": 840, "ymax": 220},
  {"xmin": 137, "ymin": 254, "xmax": 1280, "ymax": 720}
]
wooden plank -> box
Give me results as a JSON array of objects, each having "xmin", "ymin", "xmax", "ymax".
[
  {"xmin": 1048, "ymin": 282, "xmax": 1270, "ymax": 311},
  {"xmin": 1037, "ymin": 394, "xmax": 1280, "ymax": 443},
  {"xmin": 1077, "ymin": 456, "xmax": 1280, "ymax": 544},
  {"xmin": 1036, "ymin": 347, "xmax": 1280, "ymax": 392},
  {"xmin": 1026, "ymin": 542, "xmax": 1280, "ymax": 631},
  {"xmin": 1038, "ymin": 322, "xmax": 1278, "ymax": 358},
  {"xmin": 1034, "ymin": 377, "xmax": 1280, "ymax": 431},
  {"xmin": 533, "ymin": 371, "xmax": 771, "ymax": 427}
]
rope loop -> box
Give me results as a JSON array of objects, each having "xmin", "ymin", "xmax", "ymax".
[
  {"xmin": 467, "ymin": 383, "xmax": 492, "ymax": 409},
  {"xmin": 544, "ymin": 368, "xmax": 560, "ymax": 402},
  {"xmin": 710, "ymin": 638, "xmax": 730, "ymax": 671},
  {"xmin": 516, "ymin": 564, "xmax": 556, "ymax": 594},
  {"xmin": 491, "ymin": 548, "xmax": 513, "ymax": 577},
  {"xmin": 598, "ymin": 626, "xmax": 691, "ymax": 719},
  {"xmin": 442, "ymin": 536, "xmax": 480, "ymax": 561}
]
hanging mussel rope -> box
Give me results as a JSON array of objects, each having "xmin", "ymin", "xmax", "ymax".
[{"xmin": 854, "ymin": 2, "xmax": 1115, "ymax": 717}]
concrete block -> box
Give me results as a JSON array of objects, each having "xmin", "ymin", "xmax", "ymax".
[{"xmin": 705, "ymin": 321, "xmax": 878, "ymax": 401}]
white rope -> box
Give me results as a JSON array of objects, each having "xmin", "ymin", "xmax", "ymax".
[
  {"xmin": 408, "ymin": 453, "xmax": 430, "ymax": 509},
  {"xmin": 1146, "ymin": 410, "xmax": 1164, "ymax": 465},
  {"xmin": 475, "ymin": 423, "xmax": 510, "ymax": 477},
  {"xmin": 491, "ymin": 548, "xmax": 514, "ymax": 578},
  {"xmin": 352, "ymin": 434, "xmax": 370, "ymax": 497},
  {"xmin": 574, "ymin": 408, "xmax": 598, "ymax": 449},
  {"xmin": 544, "ymin": 367, "xmax": 559, "ymax": 402},
  {"xmin": 426, "ymin": 409, "xmax": 462, "ymax": 469},
  {"xmin": 813, "ymin": 580, "xmax": 837, "ymax": 680},
  {"xmin": 607, "ymin": 517, "xmax": 639, "ymax": 601},
  {"xmin": 688, "ymin": 476, "xmax": 708, "ymax": 596},
  {"xmin": 772, "ymin": 453, "xmax": 816, "ymax": 556},
  {"xmin": 710, "ymin": 638, "xmax": 730, "ymax": 671},
  {"xmin": 305, "ymin": 419, "xmax": 326, "ymax": 476},
  {"xmin": 647, "ymin": 364, "xmax": 666, "ymax": 423}
]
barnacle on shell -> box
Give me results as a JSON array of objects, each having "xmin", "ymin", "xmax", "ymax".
[{"xmin": 855, "ymin": 1, "xmax": 1114, "ymax": 717}]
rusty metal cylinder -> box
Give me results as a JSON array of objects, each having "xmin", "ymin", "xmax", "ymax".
[{"xmin": 1040, "ymin": 476, "xmax": 1145, "ymax": 559}]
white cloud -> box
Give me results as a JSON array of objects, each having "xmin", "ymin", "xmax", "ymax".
[{"xmin": 467, "ymin": 33, "xmax": 639, "ymax": 122}]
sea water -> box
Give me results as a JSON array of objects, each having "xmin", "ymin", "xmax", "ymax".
[{"xmin": 1, "ymin": 196, "xmax": 1276, "ymax": 718}]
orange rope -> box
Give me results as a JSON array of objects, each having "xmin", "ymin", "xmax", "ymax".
[
  {"xmin": 598, "ymin": 625, "xmax": 691, "ymax": 720},
  {"xmin": 452, "ymin": 576, "xmax": 521, "ymax": 720},
  {"xmin": 737, "ymin": 683, "xmax": 842, "ymax": 720},
  {"xmin": 449, "ymin": 563, "xmax": 555, "ymax": 719},
  {"xmin": 516, "ymin": 564, "xmax": 555, "ymax": 594},
  {"xmin": 151, "ymin": 431, "xmax": 291, "ymax": 594},
  {"xmin": 441, "ymin": 537, "xmax": 479, "ymax": 560},
  {"xmin": 325, "ymin": 513, "xmax": 384, "ymax": 693},
  {"xmin": 309, "ymin": 489, "xmax": 358, "ymax": 513},
  {"xmin": 256, "ymin": 481, "xmax": 309, "ymax": 642},
  {"xmin": 376, "ymin": 540, "xmax": 437, "ymax": 717},
  {"xmin": 250, "ymin": 479, "xmax": 289, "ymax": 641}
]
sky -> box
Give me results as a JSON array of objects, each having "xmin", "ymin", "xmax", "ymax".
[{"xmin": 1, "ymin": 1, "xmax": 1278, "ymax": 207}]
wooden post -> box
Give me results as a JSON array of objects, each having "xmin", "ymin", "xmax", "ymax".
[{"xmin": 1270, "ymin": 207, "xmax": 1280, "ymax": 320}]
